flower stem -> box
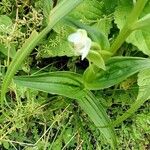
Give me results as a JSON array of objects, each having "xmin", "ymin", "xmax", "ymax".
[{"xmin": 109, "ymin": 0, "xmax": 148, "ymax": 55}]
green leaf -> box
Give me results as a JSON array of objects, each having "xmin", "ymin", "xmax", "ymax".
[
  {"xmin": 49, "ymin": 0, "xmax": 83, "ymax": 25},
  {"xmin": 114, "ymin": 0, "xmax": 150, "ymax": 56},
  {"xmin": 87, "ymin": 50, "xmax": 106, "ymax": 70},
  {"xmin": 93, "ymin": 17, "xmax": 113, "ymax": 37},
  {"xmin": 0, "ymin": 43, "xmax": 16, "ymax": 58},
  {"xmin": 78, "ymin": 90, "xmax": 117, "ymax": 148},
  {"xmin": 127, "ymin": 30, "xmax": 150, "ymax": 56},
  {"xmin": 134, "ymin": 13, "xmax": 150, "ymax": 30},
  {"xmin": 103, "ymin": 0, "xmax": 118, "ymax": 14},
  {"xmin": 0, "ymin": 15, "xmax": 12, "ymax": 33},
  {"xmin": 69, "ymin": 0, "xmax": 116, "ymax": 24},
  {"xmin": 114, "ymin": 0, "xmax": 133, "ymax": 29},
  {"xmin": 43, "ymin": 0, "xmax": 53, "ymax": 24},
  {"xmin": 1, "ymin": 0, "xmax": 83, "ymax": 106},
  {"xmin": 83, "ymin": 65, "xmax": 97, "ymax": 82},
  {"xmin": 137, "ymin": 69, "xmax": 150, "ymax": 100},
  {"xmin": 85, "ymin": 57, "xmax": 150, "ymax": 90},
  {"xmin": 14, "ymin": 72, "xmax": 84, "ymax": 99},
  {"xmin": 69, "ymin": 0, "xmax": 104, "ymax": 23},
  {"xmin": 14, "ymin": 72, "xmax": 116, "ymax": 148}
]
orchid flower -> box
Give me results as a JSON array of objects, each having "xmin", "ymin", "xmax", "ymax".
[{"xmin": 68, "ymin": 29, "xmax": 92, "ymax": 60}]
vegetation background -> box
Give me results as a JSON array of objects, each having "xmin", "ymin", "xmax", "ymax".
[{"xmin": 0, "ymin": 0, "xmax": 149, "ymax": 149}]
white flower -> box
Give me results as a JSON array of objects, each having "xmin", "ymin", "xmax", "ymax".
[{"xmin": 68, "ymin": 29, "xmax": 92, "ymax": 60}]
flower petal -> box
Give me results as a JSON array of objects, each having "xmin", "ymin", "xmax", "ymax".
[
  {"xmin": 81, "ymin": 37, "xmax": 92, "ymax": 60},
  {"xmin": 68, "ymin": 29, "xmax": 92, "ymax": 60},
  {"xmin": 68, "ymin": 32, "xmax": 81, "ymax": 43}
]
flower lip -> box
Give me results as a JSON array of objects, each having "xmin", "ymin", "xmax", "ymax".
[{"xmin": 68, "ymin": 29, "xmax": 92, "ymax": 60}]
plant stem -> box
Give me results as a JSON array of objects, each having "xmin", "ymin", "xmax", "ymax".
[
  {"xmin": 112, "ymin": 98, "xmax": 147, "ymax": 127},
  {"xmin": 109, "ymin": 0, "xmax": 148, "ymax": 55}
]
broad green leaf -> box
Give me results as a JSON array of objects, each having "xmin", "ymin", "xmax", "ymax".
[
  {"xmin": 14, "ymin": 71, "xmax": 116, "ymax": 148},
  {"xmin": 103, "ymin": 0, "xmax": 118, "ymax": 14},
  {"xmin": 69, "ymin": 0, "xmax": 103, "ymax": 24},
  {"xmin": 85, "ymin": 57, "xmax": 150, "ymax": 90},
  {"xmin": 93, "ymin": 17, "xmax": 113, "ymax": 37},
  {"xmin": 14, "ymin": 72, "xmax": 84, "ymax": 99},
  {"xmin": 1, "ymin": 0, "xmax": 83, "ymax": 105},
  {"xmin": 91, "ymin": 0, "xmax": 118, "ymax": 36},
  {"xmin": 73, "ymin": 0, "xmax": 117, "ymax": 37},
  {"xmin": 114, "ymin": 0, "xmax": 133, "ymax": 28},
  {"xmin": 127, "ymin": 30, "xmax": 150, "ymax": 55},
  {"xmin": 114, "ymin": 0, "xmax": 150, "ymax": 55},
  {"xmin": 134, "ymin": 13, "xmax": 150, "ymax": 30}
]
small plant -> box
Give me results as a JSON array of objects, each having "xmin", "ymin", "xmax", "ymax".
[{"xmin": 0, "ymin": 0, "xmax": 150, "ymax": 149}]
